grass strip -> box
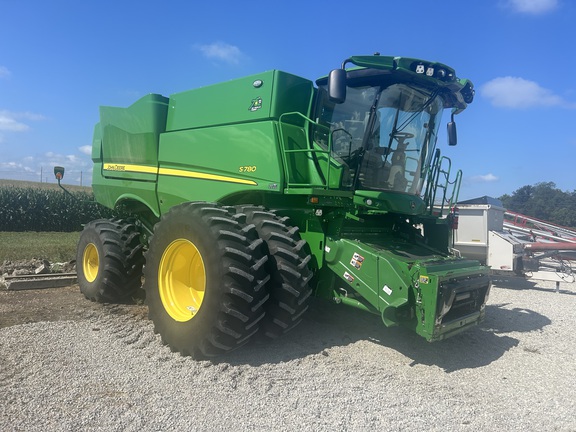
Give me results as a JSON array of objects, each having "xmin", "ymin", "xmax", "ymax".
[{"xmin": 0, "ymin": 232, "xmax": 79, "ymax": 262}]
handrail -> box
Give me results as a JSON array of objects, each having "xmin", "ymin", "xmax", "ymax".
[
  {"xmin": 448, "ymin": 169, "xmax": 462, "ymax": 208},
  {"xmin": 423, "ymin": 149, "xmax": 441, "ymax": 213},
  {"xmin": 423, "ymin": 150, "xmax": 461, "ymax": 216},
  {"xmin": 278, "ymin": 112, "xmax": 333, "ymax": 189}
]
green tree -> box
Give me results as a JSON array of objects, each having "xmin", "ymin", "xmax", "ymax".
[{"xmin": 500, "ymin": 182, "xmax": 576, "ymax": 228}]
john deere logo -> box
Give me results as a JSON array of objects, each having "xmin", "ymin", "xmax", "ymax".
[{"xmin": 249, "ymin": 97, "xmax": 262, "ymax": 112}]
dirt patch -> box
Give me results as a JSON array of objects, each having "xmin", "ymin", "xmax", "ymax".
[
  {"xmin": 0, "ymin": 259, "xmax": 148, "ymax": 329},
  {"xmin": 0, "ymin": 284, "xmax": 149, "ymax": 329}
]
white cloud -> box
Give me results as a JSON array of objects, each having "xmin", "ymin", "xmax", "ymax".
[
  {"xmin": 45, "ymin": 152, "xmax": 71, "ymax": 164},
  {"xmin": 0, "ymin": 66, "xmax": 10, "ymax": 78},
  {"xmin": 79, "ymin": 145, "xmax": 92, "ymax": 155},
  {"xmin": 195, "ymin": 42, "xmax": 243, "ymax": 64},
  {"xmin": 42, "ymin": 151, "xmax": 91, "ymax": 169},
  {"xmin": 506, "ymin": 0, "xmax": 558, "ymax": 14},
  {"xmin": 21, "ymin": 112, "xmax": 45, "ymax": 121},
  {"xmin": 0, "ymin": 151, "xmax": 92, "ymax": 184},
  {"xmin": 470, "ymin": 173, "xmax": 499, "ymax": 183},
  {"xmin": 0, "ymin": 161, "xmax": 36, "ymax": 175},
  {"xmin": 0, "ymin": 110, "xmax": 45, "ymax": 132},
  {"xmin": 0, "ymin": 111, "xmax": 30, "ymax": 132},
  {"xmin": 481, "ymin": 77, "xmax": 575, "ymax": 109},
  {"xmin": 66, "ymin": 155, "xmax": 80, "ymax": 163},
  {"xmin": 0, "ymin": 161, "xmax": 24, "ymax": 169}
]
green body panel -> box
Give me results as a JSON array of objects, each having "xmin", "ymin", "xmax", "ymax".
[
  {"xmin": 323, "ymin": 234, "xmax": 490, "ymax": 341},
  {"xmin": 91, "ymin": 126, "xmax": 161, "ymax": 218},
  {"xmin": 354, "ymin": 190, "xmax": 427, "ymax": 215},
  {"xmin": 100, "ymin": 93, "xmax": 168, "ymax": 171},
  {"xmin": 89, "ymin": 54, "xmax": 490, "ymax": 343},
  {"xmin": 166, "ymin": 71, "xmax": 313, "ymax": 131},
  {"xmin": 156, "ymin": 121, "xmax": 284, "ymax": 212},
  {"xmin": 92, "ymin": 94, "xmax": 169, "ymax": 217},
  {"xmin": 324, "ymin": 237, "xmax": 383, "ymax": 308}
]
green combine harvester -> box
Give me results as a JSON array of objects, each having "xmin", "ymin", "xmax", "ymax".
[{"xmin": 72, "ymin": 54, "xmax": 491, "ymax": 358}]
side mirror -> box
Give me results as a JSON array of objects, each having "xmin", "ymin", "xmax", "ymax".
[
  {"xmin": 447, "ymin": 115, "xmax": 457, "ymax": 146},
  {"xmin": 328, "ymin": 69, "xmax": 347, "ymax": 104},
  {"xmin": 54, "ymin": 166, "xmax": 65, "ymax": 180},
  {"xmin": 54, "ymin": 165, "xmax": 74, "ymax": 197}
]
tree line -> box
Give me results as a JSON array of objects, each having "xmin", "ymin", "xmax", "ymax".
[{"xmin": 499, "ymin": 182, "xmax": 576, "ymax": 228}]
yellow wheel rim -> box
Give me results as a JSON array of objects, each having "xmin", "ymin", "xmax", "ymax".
[
  {"xmin": 159, "ymin": 239, "xmax": 206, "ymax": 322},
  {"xmin": 83, "ymin": 243, "xmax": 100, "ymax": 283}
]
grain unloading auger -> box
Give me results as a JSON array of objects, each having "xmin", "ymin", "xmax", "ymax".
[{"xmin": 72, "ymin": 54, "xmax": 491, "ymax": 358}]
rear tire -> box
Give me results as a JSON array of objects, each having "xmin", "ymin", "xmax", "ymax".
[
  {"xmin": 76, "ymin": 219, "xmax": 144, "ymax": 303},
  {"xmin": 143, "ymin": 202, "xmax": 270, "ymax": 358},
  {"xmin": 236, "ymin": 205, "xmax": 313, "ymax": 338}
]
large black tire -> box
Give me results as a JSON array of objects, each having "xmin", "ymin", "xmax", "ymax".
[
  {"xmin": 143, "ymin": 202, "xmax": 270, "ymax": 358},
  {"xmin": 236, "ymin": 205, "xmax": 313, "ymax": 338},
  {"xmin": 76, "ymin": 219, "xmax": 144, "ymax": 303}
]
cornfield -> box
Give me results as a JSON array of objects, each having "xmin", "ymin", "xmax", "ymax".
[{"xmin": 0, "ymin": 185, "xmax": 116, "ymax": 232}]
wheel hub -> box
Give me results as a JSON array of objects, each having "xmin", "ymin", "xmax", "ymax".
[
  {"xmin": 82, "ymin": 243, "xmax": 99, "ymax": 283},
  {"xmin": 158, "ymin": 239, "xmax": 206, "ymax": 322}
]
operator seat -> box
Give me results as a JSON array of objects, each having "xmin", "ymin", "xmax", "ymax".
[{"xmin": 387, "ymin": 142, "xmax": 408, "ymax": 191}]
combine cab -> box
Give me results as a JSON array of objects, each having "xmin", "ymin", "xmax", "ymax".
[{"xmin": 74, "ymin": 54, "xmax": 490, "ymax": 357}]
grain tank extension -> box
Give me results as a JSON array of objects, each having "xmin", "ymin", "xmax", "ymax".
[{"xmin": 78, "ymin": 54, "xmax": 490, "ymax": 358}]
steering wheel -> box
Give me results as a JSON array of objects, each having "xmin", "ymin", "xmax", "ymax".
[{"xmin": 392, "ymin": 131, "xmax": 414, "ymax": 145}]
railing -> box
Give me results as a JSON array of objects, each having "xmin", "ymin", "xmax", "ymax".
[
  {"xmin": 424, "ymin": 149, "xmax": 462, "ymax": 216},
  {"xmin": 278, "ymin": 112, "xmax": 333, "ymax": 189}
]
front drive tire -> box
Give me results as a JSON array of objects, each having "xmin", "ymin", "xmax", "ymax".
[
  {"xmin": 143, "ymin": 202, "xmax": 270, "ymax": 358},
  {"xmin": 76, "ymin": 219, "xmax": 144, "ymax": 303}
]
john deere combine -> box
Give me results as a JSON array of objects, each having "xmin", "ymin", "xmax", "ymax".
[{"xmin": 75, "ymin": 54, "xmax": 490, "ymax": 358}]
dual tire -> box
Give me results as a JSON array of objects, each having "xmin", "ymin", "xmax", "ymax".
[
  {"xmin": 143, "ymin": 202, "xmax": 271, "ymax": 358},
  {"xmin": 76, "ymin": 219, "xmax": 144, "ymax": 303},
  {"xmin": 76, "ymin": 202, "xmax": 313, "ymax": 359},
  {"xmin": 235, "ymin": 205, "xmax": 313, "ymax": 339}
]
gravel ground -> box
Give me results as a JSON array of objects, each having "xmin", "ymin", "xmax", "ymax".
[{"xmin": 1, "ymin": 276, "xmax": 575, "ymax": 431}]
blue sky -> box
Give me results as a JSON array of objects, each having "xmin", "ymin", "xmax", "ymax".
[{"xmin": 1, "ymin": 0, "xmax": 574, "ymax": 200}]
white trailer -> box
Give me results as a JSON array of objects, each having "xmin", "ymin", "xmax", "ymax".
[{"xmin": 454, "ymin": 196, "xmax": 574, "ymax": 290}]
